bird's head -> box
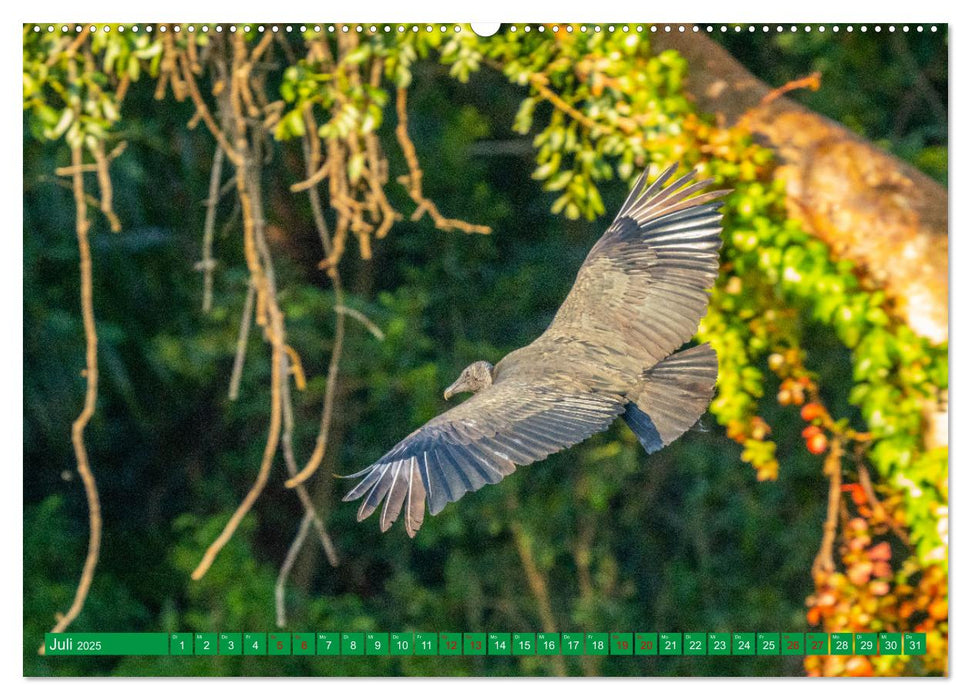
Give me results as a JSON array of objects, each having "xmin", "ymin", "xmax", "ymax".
[{"xmin": 444, "ymin": 361, "xmax": 494, "ymax": 400}]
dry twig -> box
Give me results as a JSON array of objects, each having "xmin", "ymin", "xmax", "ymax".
[
  {"xmin": 227, "ymin": 281, "xmax": 255, "ymax": 401},
  {"xmin": 89, "ymin": 140, "xmax": 121, "ymax": 232},
  {"xmin": 275, "ymin": 511, "xmax": 315, "ymax": 627},
  {"xmin": 758, "ymin": 71, "xmax": 822, "ymax": 108},
  {"xmin": 812, "ymin": 437, "xmax": 844, "ymax": 578},
  {"xmin": 335, "ymin": 305, "xmax": 385, "ymax": 341},
  {"xmin": 176, "ymin": 50, "xmax": 241, "ymax": 166},
  {"xmin": 41, "ymin": 140, "xmax": 103, "ymax": 654},
  {"xmin": 395, "ymin": 88, "xmax": 492, "ymax": 235},
  {"xmin": 857, "ymin": 460, "xmax": 911, "ymax": 546},
  {"xmin": 284, "ymin": 127, "xmax": 348, "ymax": 490},
  {"xmin": 192, "ymin": 39, "xmax": 284, "ymax": 580},
  {"xmin": 197, "ymin": 145, "xmax": 225, "ymax": 314}
]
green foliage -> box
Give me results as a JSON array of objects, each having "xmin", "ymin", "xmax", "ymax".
[
  {"xmin": 23, "ymin": 26, "xmax": 162, "ymax": 148},
  {"xmin": 705, "ymin": 153, "xmax": 948, "ymax": 571}
]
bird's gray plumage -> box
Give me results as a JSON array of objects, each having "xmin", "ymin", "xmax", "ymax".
[{"xmin": 343, "ymin": 163, "xmax": 730, "ymax": 536}]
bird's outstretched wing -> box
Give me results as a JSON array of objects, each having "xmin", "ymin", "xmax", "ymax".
[
  {"xmin": 342, "ymin": 378, "xmax": 624, "ymax": 536},
  {"xmin": 544, "ymin": 163, "xmax": 730, "ymax": 368}
]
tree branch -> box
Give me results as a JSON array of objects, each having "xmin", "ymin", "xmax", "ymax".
[{"xmin": 653, "ymin": 32, "xmax": 947, "ymax": 345}]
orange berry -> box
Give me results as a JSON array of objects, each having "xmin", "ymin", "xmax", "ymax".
[
  {"xmin": 750, "ymin": 417, "xmax": 771, "ymax": 440},
  {"xmin": 928, "ymin": 598, "xmax": 949, "ymax": 620},
  {"xmin": 848, "ymin": 561, "xmax": 873, "ymax": 586},
  {"xmin": 807, "ymin": 432, "xmax": 828, "ymax": 454},
  {"xmin": 869, "ymin": 542, "xmax": 892, "ymax": 561},
  {"xmin": 869, "ymin": 580, "xmax": 890, "ymax": 596},
  {"xmin": 872, "ymin": 562, "xmax": 892, "ymax": 579},
  {"xmin": 801, "ymin": 402, "xmax": 826, "ymax": 421}
]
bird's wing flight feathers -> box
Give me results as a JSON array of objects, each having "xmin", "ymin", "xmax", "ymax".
[
  {"xmin": 544, "ymin": 163, "xmax": 729, "ymax": 367},
  {"xmin": 342, "ymin": 378, "xmax": 623, "ymax": 536}
]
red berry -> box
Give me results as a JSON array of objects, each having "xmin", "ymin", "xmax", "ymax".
[
  {"xmin": 801, "ymin": 402, "xmax": 825, "ymax": 422},
  {"xmin": 802, "ymin": 425, "xmax": 822, "ymax": 439},
  {"xmin": 806, "ymin": 432, "xmax": 828, "ymax": 455}
]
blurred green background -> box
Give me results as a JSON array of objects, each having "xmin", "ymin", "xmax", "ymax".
[{"xmin": 23, "ymin": 27, "xmax": 946, "ymax": 676}]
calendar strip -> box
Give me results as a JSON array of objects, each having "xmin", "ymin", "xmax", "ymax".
[{"xmin": 44, "ymin": 631, "xmax": 927, "ymax": 657}]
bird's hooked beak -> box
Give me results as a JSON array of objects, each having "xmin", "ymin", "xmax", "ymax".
[{"xmin": 443, "ymin": 376, "xmax": 466, "ymax": 401}]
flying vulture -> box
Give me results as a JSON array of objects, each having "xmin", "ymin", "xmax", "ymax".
[{"xmin": 343, "ymin": 163, "xmax": 729, "ymax": 536}]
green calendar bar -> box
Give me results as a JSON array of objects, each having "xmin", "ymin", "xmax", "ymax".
[
  {"xmin": 855, "ymin": 633, "xmax": 877, "ymax": 655},
  {"xmin": 391, "ymin": 632, "xmax": 414, "ymax": 655},
  {"xmin": 293, "ymin": 632, "xmax": 315, "ymax": 655},
  {"xmin": 513, "ymin": 633, "xmax": 536, "ymax": 655},
  {"xmin": 879, "ymin": 633, "xmax": 902, "ymax": 655},
  {"xmin": 732, "ymin": 632, "xmax": 755, "ymax": 655},
  {"xmin": 219, "ymin": 632, "xmax": 241, "ymax": 655},
  {"xmin": 415, "ymin": 632, "xmax": 438, "ymax": 655},
  {"xmin": 44, "ymin": 633, "xmax": 168, "ymax": 656},
  {"xmin": 464, "ymin": 632, "xmax": 486, "ymax": 655},
  {"xmin": 366, "ymin": 632, "xmax": 389, "ymax": 655},
  {"xmin": 244, "ymin": 632, "xmax": 266, "ymax": 655},
  {"xmin": 635, "ymin": 633, "xmax": 658, "ymax": 656},
  {"xmin": 904, "ymin": 632, "xmax": 926, "ymax": 655},
  {"xmin": 561, "ymin": 632, "xmax": 584, "ymax": 655},
  {"xmin": 782, "ymin": 633, "xmax": 804, "ymax": 656},
  {"xmin": 684, "ymin": 632, "xmax": 706, "ymax": 656},
  {"xmin": 268, "ymin": 632, "xmax": 290, "ymax": 656},
  {"xmin": 610, "ymin": 633, "xmax": 633, "ymax": 655},
  {"xmin": 757, "ymin": 632, "xmax": 780, "ymax": 655},
  {"xmin": 537, "ymin": 633, "xmax": 560, "ymax": 655},
  {"xmin": 195, "ymin": 632, "xmax": 217, "ymax": 655},
  {"xmin": 170, "ymin": 633, "xmax": 193, "ymax": 656},
  {"xmin": 316, "ymin": 632, "xmax": 339, "ymax": 655},
  {"xmin": 806, "ymin": 632, "xmax": 829, "ymax": 655},
  {"xmin": 708, "ymin": 633, "xmax": 730, "ymax": 656},
  {"xmin": 342, "ymin": 632, "xmax": 364, "ymax": 656},
  {"xmin": 488, "ymin": 633, "xmax": 511, "ymax": 655},
  {"xmin": 39, "ymin": 631, "xmax": 930, "ymax": 656},
  {"xmin": 439, "ymin": 632, "xmax": 462, "ymax": 656},
  {"xmin": 586, "ymin": 633, "xmax": 609, "ymax": 655},
  {"xmin": 659, "ymin": 632, "xmax": 681, "ymax": 655}
]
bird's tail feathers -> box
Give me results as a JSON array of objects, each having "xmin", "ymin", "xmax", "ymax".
[{"xmin": 622, "ymin": 343, "xmax": 718, "ymax": 454}]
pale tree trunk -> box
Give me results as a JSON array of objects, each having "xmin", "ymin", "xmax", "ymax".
[{"xmin": 654, "ymin": 33, "xmax": 948, "ymax": 448}]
